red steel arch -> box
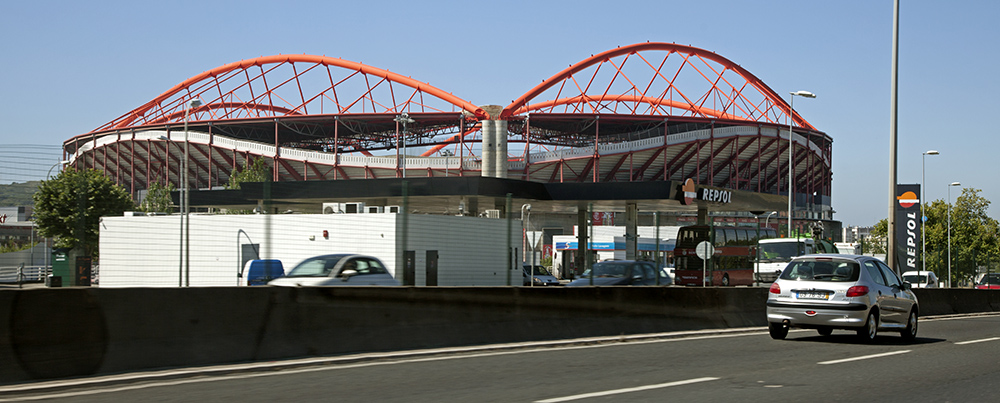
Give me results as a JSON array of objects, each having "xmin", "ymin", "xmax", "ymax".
[
  {"xmin": 88, "ymin": 54, "xmax": 488, "ymax": 135},
  {"xmin": 502, "ymin": 42, "xmax": 814, "ymax": 130}
]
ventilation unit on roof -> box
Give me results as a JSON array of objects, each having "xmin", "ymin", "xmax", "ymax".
[
  {"xmin": 343, "ymin": 202, "xmax": 365, "ymax": 214},
  {"xmin": 322, "ymin": 202, "xmax": 341, "ymax": 214}
]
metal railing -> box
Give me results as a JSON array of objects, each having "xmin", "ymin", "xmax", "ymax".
[{"xmin": 0, "ymin": 265, "xmax": 51, "ymax": 284}]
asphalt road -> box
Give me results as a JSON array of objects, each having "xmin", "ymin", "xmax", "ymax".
[{"xmin": 3, "ymin": 314, "xmax": 998, "ymax": 402}]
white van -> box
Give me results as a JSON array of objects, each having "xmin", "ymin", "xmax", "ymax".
[{"xmin": 902, "ymin": 270, "xmax": 939, "ymax": 288}]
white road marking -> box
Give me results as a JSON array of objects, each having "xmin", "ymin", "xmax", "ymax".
[
  {"xmin": 818, "ymin": 350, "xmax": 911, "ymax": 365},
  {"xmin": 534, "ymin": 377, "xmax": 720, "ymax": 403},
  {"xmin": 955, "ymin": 337, "xmax": 1000, "ymax": 345}
]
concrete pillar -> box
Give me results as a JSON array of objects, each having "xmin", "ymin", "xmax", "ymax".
[
  {"xmin": 697, "ymin": 206, "xmax": 709, "ymax": 226},
  {"xmin": 494, "ymin": 120, "xmax": 508, "ymax": 179},
  {"xmin": 625, "ymin": 203, "xmax": 638, "ymax": 260},
  {"xmin": 574, "ymin": 205, "xmax": 589, "ymax": 279},
  {"xmin": 481, "ymin": 122, "xmax": 496, "ymax": 178}
]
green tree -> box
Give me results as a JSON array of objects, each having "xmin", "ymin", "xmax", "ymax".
[
  {"xmin": 226, "ymin": 157, "xmax": 271, "ymax": 190},
  {"xmin": 32, "ymin": 168, "xmax": 134, "ymax": 257},
  {"xmin": 225, "ymin": 157, "xmax": 272, "ymax": 214},
  {"xmin": 863, "ymin": 218, "xmax": 888, "ymax": 255},
  {"xmin": 136, "ymin": 181, "xmax": 176, "ymax": 214},
  {"xmin": 947, "ymin": 188, "xmax": 1000, "ymax": 285}
]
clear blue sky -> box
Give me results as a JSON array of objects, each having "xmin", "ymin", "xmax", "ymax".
[{"xmin": 1, "ymin": 0, "xmax": 997, "ymax": 227}]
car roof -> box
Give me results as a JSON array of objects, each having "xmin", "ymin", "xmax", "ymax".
[
  {"xmin": 595, "ymin": 260, "xmax": 653, "ymax": 264},
  {"xmin": 789, "ymin": 253, "xmax": 872, "ymax": 261},
  {"xmin": 305, "ymin": 253, "xmax": 373, "ymax": 260}
]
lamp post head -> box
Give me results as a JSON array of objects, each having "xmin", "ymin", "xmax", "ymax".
[
  {"xmin": 790, "ymin": 90, "xmax": 816, "ymax": 98},
  {"xmin": 394, "ymin": 112, "xmax": 415, "ymax": 124},
  {"xmin": 950, "ymin": 182, "xmax": 961, "ymax": 187},
  {"xmin": 924, "ymin": 150, "xmax": 939, "ymax": 156},
  {"xmin": 188, "ymin": 99, "xmax": 202, "ymax": 109}
]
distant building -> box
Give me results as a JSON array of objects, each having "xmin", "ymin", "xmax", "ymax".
[
  {"xmin": 0, "ymin": 206, "xmax": 34, "ymax": 246},
  {"xmin": 842, "ymin": 226, "xmax": 873, "ymax": 244}
]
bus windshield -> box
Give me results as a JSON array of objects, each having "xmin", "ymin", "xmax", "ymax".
[{"xmin": 758, "ymin": 241, "xmax": 803, "ymax": 262}]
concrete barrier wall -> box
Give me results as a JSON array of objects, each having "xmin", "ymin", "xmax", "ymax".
[{"xmin": 1, "ymin": 287, "xmax": 997, "ymax": 383}]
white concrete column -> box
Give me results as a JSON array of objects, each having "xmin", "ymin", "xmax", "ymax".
[
  {"xmin": 625, "ymin": 203, "xmax": 638, "ymax": 260},
  {"xmin": 481, "ymin": 120, "xmax": 496, "ymax": 178},
  {"xmin": 494, "ymin": 120, "xmax": 508, "ymax": 179}
]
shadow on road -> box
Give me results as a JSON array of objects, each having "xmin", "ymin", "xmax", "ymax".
[{"xmin": 786, "ymin": 333, "xmax": 946, "ymax": 346}]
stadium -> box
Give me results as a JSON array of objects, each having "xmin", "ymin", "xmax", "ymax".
[{"xmin": 60, "ymin": 42, "xmax": 833, "ymax": 229}]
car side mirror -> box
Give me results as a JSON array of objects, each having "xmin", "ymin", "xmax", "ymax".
[
  {"xmin": 901, "ymin": 281, "xmax": 911, "ymax": 290},
  {"xmin": 339, "ymin": 269, "xmax": 358, "ymax": 281}
]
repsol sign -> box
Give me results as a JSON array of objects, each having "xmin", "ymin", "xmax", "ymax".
[
  {"xmin": 698, "ymin": 188, "xmax": 732, "ymax": 204},
  {"xmin": 894, "ymin": 184, "xmax": 921, "ymax": 272}
]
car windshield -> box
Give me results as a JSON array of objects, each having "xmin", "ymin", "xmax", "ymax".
[
  {"xmin": 759, "ymin": 242, "xmax": 803, "ymax": 261},
  {"xmin": 580, "ymin": 262, "xmax": 630, "ymax": 278},
  {"xmin": 779, "ymin": 260, "xmax": 860, "ymax": 282},
  {"xmin": 286, "ymin": 256, "xmax": 344, "ymax": 277},
  {"xmin": 524, "ymin": 266, "xmax": 552, "ymax": 276},
  {"xmin": 978, "ymin": 274, "xmax": 1000, "ymax": 285}
]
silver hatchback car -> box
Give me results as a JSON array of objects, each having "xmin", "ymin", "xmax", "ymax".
[
  {"xmin": 766, "ymin": 254, "xmax": 918, "ymax": 343},
  {"xmin": 269, "ymin": 254, "xmax": 400, "ymax": 287}
]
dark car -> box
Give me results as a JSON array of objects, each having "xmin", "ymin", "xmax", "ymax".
[
  {"xmin": 565, "ymin": 260, "xmax": 669, "ymax": 286},
  {"xmin": 523, "ymin": 265, "xmax": 561, "ymax": 286}
]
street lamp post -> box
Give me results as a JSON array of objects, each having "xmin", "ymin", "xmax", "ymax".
[
  {"xmin": 394, "ymin": 113, "xmax": 415, "ymax": 178},
  {"xmin": 441, "ymin": 149, "xmax": 453, "ymax": 177},
  {"xmin": 764, "ymin": 211, "xmax": 778, "ymax": 230},
  {"xmin": 947, "ymin": 181, "xmax": 960, "ymax": 288},
  {"xmin": 921, "ymin": 150, "xmax": 939, "ymax": 286},
  {"xmin": 158, "ymin": 135, "xmax": 184, "ymax": 286},
  {"xmin": 183, "ymin": 98, "xmax": 202, "ymax": 287},
  {"xmin": 46, "ymin": 160, "xmax": 69, "ymax": 179},
  {"xmin": 787, "ymin": 91, "xmax": 816, "ymax": 238},
  {"xmin": 521, "ymin": 204, "xmax": 532, "ymax": 286}
]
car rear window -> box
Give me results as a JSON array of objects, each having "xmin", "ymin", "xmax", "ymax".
[{"xmin": 779, "ymin": 260, "xmax": 860, "ymax": 282}]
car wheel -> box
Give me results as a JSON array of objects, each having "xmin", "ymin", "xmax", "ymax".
[
  {"xmin": 901, "ymin": 310, "xmax": 918, "ymax": 341},
  {"xmin": 817, "ymin": 327, "xmax": 833, "ymax": 337},
  {"xmin": 768, "ymin": 322, "xmax": 788, "ymax": 340},
  {"xmin": 857, "ymin": 310, "xmax": 878, "ymax": 343},
  {"xmin": 721, "ymin": 274, "xmax": 730, "ymax": 287}
]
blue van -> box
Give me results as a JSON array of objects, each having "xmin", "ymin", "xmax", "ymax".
[{"xmin": 242, "ymin": 259, "xmax": 284, "ymax": 286}]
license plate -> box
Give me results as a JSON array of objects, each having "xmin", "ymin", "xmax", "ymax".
[{"xmin": 796, "ymin": 291, "xmax": 830, "ymax": 300}]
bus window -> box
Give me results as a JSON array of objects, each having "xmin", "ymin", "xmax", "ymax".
[
  {"xmin": 736, "ymin": 229, "xmax": 748, "ymax": 244},
  {"xmin": 724, "ymin": 228, "xmax": 738, "ymax": 246},
  {"xmin": 713, "ymin": 227, "xmax": 725, "ymax": 247}
]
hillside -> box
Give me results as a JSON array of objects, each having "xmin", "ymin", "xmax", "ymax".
[{"xmin": 0, "ymin": 181, "xmax": 40, "ymax": 207}]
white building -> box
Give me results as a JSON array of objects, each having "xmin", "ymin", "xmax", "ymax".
[
  {"xmin": 842, "ymin": 226, "xmax": 873, "ymax": 244},
  {"xmin": 99, "ymin": 212, "xmax": 520, "ymax": 287}
]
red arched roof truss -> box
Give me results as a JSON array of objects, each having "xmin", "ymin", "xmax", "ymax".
[
  {"xmin": 90, "ymin": 54, "xmax": 488, "ymax": 134},
  {"xmin": 502, "ymin": 42, "xmax": 815, "ymax": 130}
]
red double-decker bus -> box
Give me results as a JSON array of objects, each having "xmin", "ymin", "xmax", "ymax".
[{"xmin": 673, "ymin": 225, "xmax": 777, "ymax": 286}]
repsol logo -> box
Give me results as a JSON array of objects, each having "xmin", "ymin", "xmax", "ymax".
[
  {"xmin": 699, "ymin": 188, "xmax": 732, "ymax": 204},
  {"xmin": 905, "ymin": 211, "xmax": 917, "ymax": 269}
]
